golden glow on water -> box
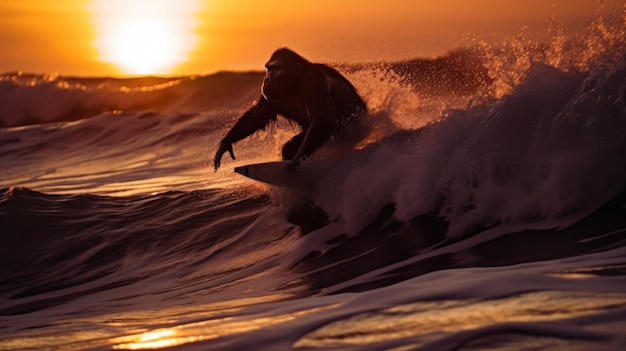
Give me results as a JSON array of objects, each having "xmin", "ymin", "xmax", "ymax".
[
  {"xmin": 294, "ymin": 291, "xmax": 626, "ymax": 348},
  {"xmin": 547, "ymin": 264, "xmax": 626, "ymax": 280},
  {"xmin": 112, "ymin": 304, "xmax": 337, "ymax": 350},
  {"xmin": 1, "ymin": 289, "xmax": 625, "ymax": 350},
  {"xmin": 114, "ymin": 329, "xmax": 184, "ymax": 350},
  {"xmin": 89, "ymin": 0, "xmax": 201, "ymax": 75},
  {"xmin": 0, "ymin": 294, "xmax": 297, "ymax": 351}
]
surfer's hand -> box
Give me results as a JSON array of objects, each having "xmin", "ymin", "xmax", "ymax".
[{"xmin": 214, "ymin": 142, "xmax": 235, "ymax": 171}]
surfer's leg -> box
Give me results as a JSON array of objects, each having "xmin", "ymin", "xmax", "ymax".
[{"xmin": 281, "ymin": 133, "xmax": 305, "ymax": 160}]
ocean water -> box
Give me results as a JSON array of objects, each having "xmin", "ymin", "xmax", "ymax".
[{"xmin": 1, "ymin": 15, "xmax": 626, "ymax": 351}]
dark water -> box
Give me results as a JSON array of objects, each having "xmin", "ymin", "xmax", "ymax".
[{"xmin": 1, "ymin": 15, "xmax": 626, "ymax": 351}]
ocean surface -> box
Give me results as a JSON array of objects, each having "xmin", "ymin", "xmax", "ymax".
[{"xmin": 1, "ymin": 15, "xmax": 626, "ymax": 351}]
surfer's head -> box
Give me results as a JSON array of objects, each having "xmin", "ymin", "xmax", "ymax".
[{"xmin": 262, "ymin": 48, "xmax": 309, "ymax": 102}]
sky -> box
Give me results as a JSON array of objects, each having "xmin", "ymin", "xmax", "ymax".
[{"xmin": 0, "ymin": 0, "xmax": 622, "ymax": 77}]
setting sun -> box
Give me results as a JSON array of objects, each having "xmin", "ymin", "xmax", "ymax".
[{"xmin": 89, "ymin": 0, "xmax": 201, "ymax": 75}]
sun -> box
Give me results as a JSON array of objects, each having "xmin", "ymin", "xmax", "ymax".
[{"xmin": 89, "ymin": 0, "xmax": 201, "ymax": 75}]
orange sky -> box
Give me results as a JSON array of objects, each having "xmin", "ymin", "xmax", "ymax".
[{"xmin": 0, "ymin": 0, "xmax": 622, "ymax": 76}]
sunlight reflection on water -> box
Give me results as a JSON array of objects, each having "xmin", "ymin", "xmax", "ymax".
[
  {"xmin": 111, "ymin": 304, "xmax": 337, "ymax": 350},
  {"xmin": 293, "ymin": 291, "xmax": 626, "ymax": 349}
]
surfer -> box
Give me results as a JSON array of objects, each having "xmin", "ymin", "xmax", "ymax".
[{"xmin": 213, "ymin": 48, "xmax": 367, "ymax": 171}]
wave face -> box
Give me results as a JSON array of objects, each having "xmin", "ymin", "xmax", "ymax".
[
  {"xmin": 1, "ymin": 15, "xmax": 626, "ymax": 351},
  {"xmin": 0, "ymin": 72, "xmax": 264, "ymax": 128}
]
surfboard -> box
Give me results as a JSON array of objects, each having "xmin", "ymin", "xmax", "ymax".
[{"xmin": 234, "ymin": 161, "xmax": 302, "ymax": 187}]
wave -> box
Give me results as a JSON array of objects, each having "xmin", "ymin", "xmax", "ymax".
[
  {"xmin": 310, "ymin": 55, "xmax": 626, "ymax": 239},
  {"xmin": 0, "ymin": 186, "xmax": 272, "ymax": 306},
  {"xmin": 1, "ymin": 183, "xmax": 625, "ymax": 305},
  {"xmin": 344, "ymin": 48, "xmax": 493, "ymax": 96},
  {"xmin": 293, "ymin": 16, "xmax": 626, "ymax": 240},
  {"xmin": 0, "ymin": 71, "xmax": 264, "ymax": 128}
]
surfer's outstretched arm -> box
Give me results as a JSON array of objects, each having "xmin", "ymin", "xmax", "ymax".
[{"xmin": 214, "ymin": 98, "xmax": 276, "ymax": 171}]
